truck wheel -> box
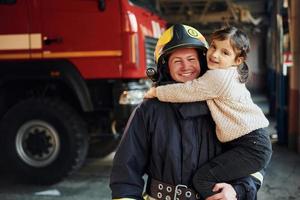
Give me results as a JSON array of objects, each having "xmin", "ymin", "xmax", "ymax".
[{"xmin": 0, "ymin": 98, "xmax": 88, "ymax": 185}]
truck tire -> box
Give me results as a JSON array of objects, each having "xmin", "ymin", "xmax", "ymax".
[{"xmin": 0, "ymin": 98, "xmax": 89, "ymax": 185}]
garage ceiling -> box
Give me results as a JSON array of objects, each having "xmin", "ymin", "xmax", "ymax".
[{"xmin": 155, "ymin": 0, "xmax": 271, "ymax": 33}]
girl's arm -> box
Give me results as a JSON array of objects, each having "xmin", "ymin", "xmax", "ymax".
[
  {"xmin": 144, "ymin": 87, "xmax": 157, "ymax": 99},
  {"xmin": 155, "ymin": 69, "xmax": 234, "ymax": 103}
]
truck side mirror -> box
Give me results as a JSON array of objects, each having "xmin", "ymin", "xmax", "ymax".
[{"xmin": 98, "ymin": 0, "xmax": 105, "ymax": 11}]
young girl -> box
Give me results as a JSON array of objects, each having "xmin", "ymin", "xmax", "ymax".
[{"xmin": 145, "ymin": 26, "xmax": 272, "ymax": 199}]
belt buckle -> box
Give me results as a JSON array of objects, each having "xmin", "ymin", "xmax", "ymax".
[{"xmin": 173, "ymin": 184, "xmax": 188, "ymax": 200}]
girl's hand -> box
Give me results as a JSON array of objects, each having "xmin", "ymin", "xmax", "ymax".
[
  {"xmin": 144, "ymin": 87, "xmax": 157, "ymax": 98},
  {"xmin": 205, "ymin": 183, "xmax": 237, "ymax": 200}
]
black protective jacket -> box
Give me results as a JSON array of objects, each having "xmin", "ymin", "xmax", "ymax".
[{"xmin": 110, "ymin": 99, "xmax": 259, "ymax": 199}]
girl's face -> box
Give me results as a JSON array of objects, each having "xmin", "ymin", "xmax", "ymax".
[
  {"xmin": 206, "ymin": 38, "xmax": 243, "ymax": 70},
  {"xmin": 168, "ymin": 48, "xmax": 201, "ymax": 83}
]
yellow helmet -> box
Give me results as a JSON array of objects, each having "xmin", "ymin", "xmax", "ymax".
[
  {"xmin": 147, "ymin": 24, "xmax": 208, "ymax": 82},
  {"xmin": 154, "ymin": 24, "xmax": 208, "ymax": 66}
]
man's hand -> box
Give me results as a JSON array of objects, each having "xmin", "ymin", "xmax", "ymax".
[
  {"xmin": 144, "ymin": 87, "xmax": 157, "ymax": 98},
  {"xmin": 205, "ymin": 183, "xmax": 237, "ymax": 200}
]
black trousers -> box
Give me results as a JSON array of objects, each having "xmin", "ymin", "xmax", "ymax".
[{"xmin": 193, "ymin": 128, "xmax": 272, "ymax": 199}]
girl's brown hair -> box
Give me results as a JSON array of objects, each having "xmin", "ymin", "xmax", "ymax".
[{"xmin": 211, "ymin": 26, "xmax": 250, "ymax": 83}]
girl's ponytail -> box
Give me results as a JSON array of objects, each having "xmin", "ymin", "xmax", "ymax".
[{"xmin": 237, "ymin": 62, "xmax": 249, "ymax": 83}]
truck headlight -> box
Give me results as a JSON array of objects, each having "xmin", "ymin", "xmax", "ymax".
[{"xmin": 119, "ymin": 90, "xmax": 146, "ymax": 105}]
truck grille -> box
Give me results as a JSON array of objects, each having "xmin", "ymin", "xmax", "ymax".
[{"xmin": 145, "ymin": 36, "xmax": 158, "ymax": 69}]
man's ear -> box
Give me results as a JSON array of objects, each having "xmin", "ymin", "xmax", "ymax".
[{"xmin": 236, "ymin": 57, "xmax": 244, "ymax": 65}]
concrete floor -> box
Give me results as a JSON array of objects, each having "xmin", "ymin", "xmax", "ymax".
[
  {"xmin": 254, "ymin": 93, "xmax": 300, "ymax": 200},
  {"xmin": 258, "ymin": 143, "xmax": 300, "ymax": 200}
]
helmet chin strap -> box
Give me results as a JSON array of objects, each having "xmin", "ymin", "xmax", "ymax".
[{"xmin": 146, "ymin": 67, "xmax": 158, "ymax": 82}]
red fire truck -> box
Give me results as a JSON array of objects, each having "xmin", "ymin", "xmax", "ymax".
[{"xmin": 0, "ymin": 0, "xmax": 165, "ymax": 184}]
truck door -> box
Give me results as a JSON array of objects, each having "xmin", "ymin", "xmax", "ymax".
[
  {"xmin": 40, "ymin": 0, "xmax": 122, "ymax": 78},
  {"xmin": 0, "ymin": 0, "xmax": 39, "ymax": 59}
]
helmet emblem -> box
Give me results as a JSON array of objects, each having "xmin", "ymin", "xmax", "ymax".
[{"xmin": 187, "ymin": 28, "xmax": 199, "ymax": 38}]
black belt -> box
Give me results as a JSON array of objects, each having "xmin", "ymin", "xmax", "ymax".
[{"xmin": 148, "ymin": 178, "xmax": 200, "ymax": 200}]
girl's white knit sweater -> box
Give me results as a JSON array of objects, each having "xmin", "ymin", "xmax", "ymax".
[{"xmin": 156, "ymin": 67, "xmax": 269, "ymax": 142}]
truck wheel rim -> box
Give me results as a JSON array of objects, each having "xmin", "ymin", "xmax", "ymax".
[{"xmin": 15, "ymin": 120, "xmax": 60, "ymax": 167}]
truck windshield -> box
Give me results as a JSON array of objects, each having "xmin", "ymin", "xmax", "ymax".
[{"xmin": 129, "ymin": 0, "xmax": 158, "ymax": 13}]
